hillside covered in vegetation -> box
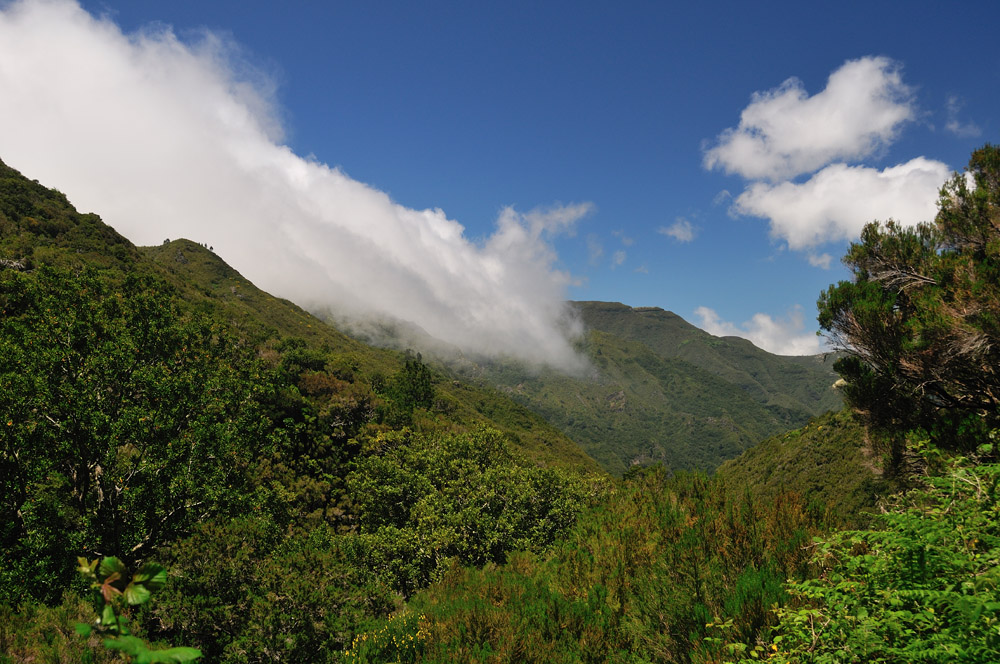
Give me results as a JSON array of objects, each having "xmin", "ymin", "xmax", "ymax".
[
  {"xmin": 0, "ymin": 156, "xmax": 607, "ymax": 659},
  {"xmin": 462, "ymin": 301, "xmax": 840, "ymax": 475},
  {"xmin": 4, "ymin": 145, "xmax": 1000, "ymax": 663}
]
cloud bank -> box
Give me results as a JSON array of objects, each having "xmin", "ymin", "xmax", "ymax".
[
  {"xmin": 694, "ymin": 306, "xmax": 824, "ymax": 356},
  {"xmin": 697, "ymin": 57, "xmax": 956, "ymax": 354},
  {"xmin": 0, "ymin": 0, "xmax": 590, "ymax": 370}
]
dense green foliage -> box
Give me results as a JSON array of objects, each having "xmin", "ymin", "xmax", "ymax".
[
  {"xmin": 348, "ymin": 428, "xmax": 601, "ymax": 596},
  {"xmin": 1, "ymin": 266, "xmax": 270, "ymax": 604},
  {"xmin": 7, "ymin": 146, "xmax": 1000, "ymax": 663},
  {"xmin": 734, "ymin": 447, "xmax": 1000, "ymax": 663},
  {"xmin": 0, "ymin": 261, "xmax": 597, "ymax": 661},
  {"xmin": 348, "ymin": 468, "xmax": 821, "ymax": 663},
  {"xmin": 75, "ymin": 555, "xmax": 201, "ymax": 663}
]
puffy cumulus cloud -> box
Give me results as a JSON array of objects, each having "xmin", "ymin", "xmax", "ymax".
[
  {"xmin": 0, "ymin": 0, "xmax": 590, "ymax": 370},
  {"xmin": 611, "ymin": 250, "xmax": 626, "ymax": 268},
  {"xmin": 733, "ymin": 157, "xmax": 951, "ymax": 249},
  {"xmin": 658, "ymin": 218, "xmax": 695, "ymax": 243},
  {"xmin": 694, "ymin": 305, "xmax": 825, "ymax": 356},
  {"xmin": 704, "ymin": 56, "xmax": 915, "ymax": 181}
]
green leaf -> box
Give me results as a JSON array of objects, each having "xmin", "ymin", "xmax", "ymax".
[
  {"xmin": 99, "ymin": 556, "xmax": 126, "ymax": 578},
  {"xmin": 100, "ymin": 604, "xmax": 116, "ymax": 628},
  {"xmin": 103, "ymin": 635, "xmax": 145, "ymax": 656},
  {"xmin": 74, "ymin": 622, "xmax": 93, "ymax": 637},
  {"xmin": 133, "ymin": 562, "xmax": 168, "ymax": 592},
  {"xmin": 125, "ymin": 580, "xmax": 153, "ymax": 606},
  {"xmin": 149, "ymin": 647, "xmax": 203, "ymax": 662}
]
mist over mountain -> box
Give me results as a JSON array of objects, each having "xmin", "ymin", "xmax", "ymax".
[{"xmin": 0, "ymin": 0, "xmax": 590, "ymax": 371}]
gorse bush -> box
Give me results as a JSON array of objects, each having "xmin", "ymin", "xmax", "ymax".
[{"xmin": 343, "ymin": 610, "xmax": 428, "ymax": 663}]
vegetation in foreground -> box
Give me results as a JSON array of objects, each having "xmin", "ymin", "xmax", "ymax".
[
  {"xmin": 3, "ymin": 145, "xmax": 1000, "ymax": 662},
  {"xmin": 329, "ymin": 144, "xmax": 1000, "ymax": 663}
]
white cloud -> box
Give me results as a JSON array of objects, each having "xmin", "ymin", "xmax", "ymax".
[
  {"xmin": 659, "ymin": 218, "xmax": 695, "ymax": 243},
  {"xmin": 733, "ymin": 157, "xmax": 950, "ymax": 249},
  {"xmin": 945, "ymin": 95, "xmax": 981, "ymax": 138},
  {"xmin": 0, "ymin": 0, "xmax": 591, "ymax": 370},
  {"xmin": 611, "ymin": 249, "xmax": 626, "ymax": 268},
  {"xmin": 694, "ymin": 305, "xmax": 825, "ymax": 356},
  {"xmin": 704, "ymin": 56, "xmax": 915, "ymax": 181},
  {"xmin": 808, "ymin": 253, "xmax": 833, "ymax": 270},
  {"xmin": 633, "ymin": 264, "xmax": 648, "ymax": 274}
]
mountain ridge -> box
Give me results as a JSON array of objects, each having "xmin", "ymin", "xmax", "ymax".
[
  {"xmin": 0, "ymin": 154, "xmax": 840, "ymax": 478},
  {"xmin": 0, "ymin": 156, "xmax": 601, "ymax": 475},
  {"xmin": 437, "ymin": 300, "xmax": 842, "ymax": 475}
]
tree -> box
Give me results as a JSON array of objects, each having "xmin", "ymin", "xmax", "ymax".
[
  {"xmin": 0, "ymin": 266, "xmax": 271, "ymax": 602},
  {"xmin": 378, "ymin": 351, "xmax": 434, "ymax": 425},
  {"xmin": 818, "ymin": 145, "xmax": 1000, "ymax": 464}
]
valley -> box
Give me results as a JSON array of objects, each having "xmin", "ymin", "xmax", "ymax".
[{"xmin": 3, "ymin": 148, "xmax": 999, "ymax": 662}]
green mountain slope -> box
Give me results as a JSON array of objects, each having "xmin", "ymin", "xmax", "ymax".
[
  {"xmin": 456, "ymin": 302, "xmax": 842, "ymax": 475},
  {"xmin": 577, "ymin": 301, "xmax": 842, "ymax": 415},
  {"xmin": 715, "ymin": 408, "xmax": 886, "ymax": 525},
  {"xmin": 0, "ymin": 157, "xmax": 600, "ymax": 475},
  {"xmin": 0, "ymin": 161, "xmax": 139, "ymax": 272}
]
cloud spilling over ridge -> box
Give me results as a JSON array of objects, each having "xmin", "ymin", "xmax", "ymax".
[
  {"xmin": 704, "ymin": 57, "xmax": 915, "ymax": 181},
  {"xmin": 694, "ymin": 306, "xmax": 824, "ymax": 356},
  {"xmin": 0, "ymin": 0, "xmax": 590, "ymax": 370},
  {"xmin": 734, "ymin": 158, "xmax": 951, "ymax": 249}
]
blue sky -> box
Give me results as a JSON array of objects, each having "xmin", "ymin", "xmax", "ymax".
[{"xmin": 0, "ymin": 0, "xmax": 996, "ymax": 359}]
